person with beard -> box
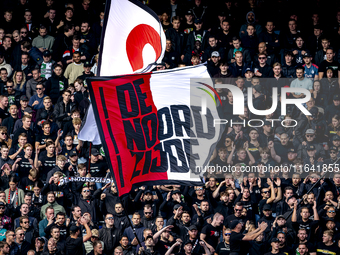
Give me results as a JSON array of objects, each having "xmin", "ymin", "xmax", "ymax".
[
  {"xmin": 192, "ymin": 201, "xmax": 213, "ymax": 227},
  {"xmin": 239, "ymin": 12, "xmax": 262, "ymax": 38},
  {"xmin": 74, "ymin": 186, "xmax": 101, "ymax": 224},
  {"xmin": 297, "ymin": 129, "xmax": 326, "ymax": 160},
  {"xmin": 292, "ymin": 228, "xmax": 317, "ymax": 254},
  {"xmin": 100, "ymin": 182, "xmax": 121, "ymax": 215},
  {"xmin": 181, "ymin": 225, "xmax": 206, "ymax": 254},
  {"xmin": 119, "ymin": 236, "xmax": 134, "ymax": 255},
  {"xmin": 153, "ymin": 225, "xmax": 177, "ymax": 255},
  {"xmin": 112, "ymin": 203, "xmax": 129, "ymax": 232},
  {"xmin": 79, "ymin": 21, "xmax": 97, "ymax": 56},
  {"xmin": 234, "ymin": 187, "xmax": 257, "ymax": 221},
  {"xmin": 268, "ymin": 133, "xmax": 293, "ymax": 164},
  {"xmin": 168, "ymin": 205, "xmax": 203, "ymax": 240},
  {"xmin": 216, "ymin": 20, "xmax": 234, "ymax": 53},
  {"xmin": 133, "ymin": 187, "xmax": 163, "ymax": 217},
  {"xmin": 40, "ymin": 192, "xmax": 66, "ymax": 220},
  {"xmin": 258, "ymin": 205, "xmax": 275, "ymax": 235},
  {"xmin": 215, "ymin": 228, "xmax": 231, "ymax": 255},
  {"xmin": 259, "ymin": 21, "xmax": 280, "ymax": 55},
  {"xmin": 141, "ymin": 204, "xmax": 156, "ymax": 230},
  {"xmin": 44, "ymin": 213, "xmax": 67, "ymax": 241},
  {"xmin": 99, "ymin": 213, "xmax": 121, "ymax": 255},
  {"xmin": 207, "ymin": 51, "xmax": 221, "ymax": 77}
]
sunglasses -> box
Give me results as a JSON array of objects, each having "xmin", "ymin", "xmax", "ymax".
[
  {"xmin": 196, "ymin": 188, "xmax": 204, "ymax": 190},
  {"xmin": 258, "ymin": 57, "xmax": 266, "ymax": 60},
  {"xmin": 262, "ymin": 191, "xmax": 269, "ymax": 194},
  {"xmin": 36, "ymin": 88, "xmax": 43, "ymax": 90},
  {"xmin": 330, "ymin": 151, "xmax": 337, "ymax": 154},
  {"xmin": 0, "ymin": 207, "xmax": 5, "ymax": 210},
  {"xmin": 225, "ymin": 233, "xmax": 231, "ymax": 236},
  {"xmin": 306, "ymin": 135, "xmax": 314, "ymax": 137},
  {"xmin": 23, "ymin": 221, "xmax": 29, "ymax": 224},
  {"xmin": 0, "ymin": 132, "xmax": 6, "ymax": 135},
  {"xmin": 235, "ymin": 209, "xmax": 242, "ymax": 212},
  {"xmin": 106, "ymin": 217, "xmax": 114, "ymax": 220},
  {"xmin": 6, "ymin": 86, "xmax": 13, "ymax": 88},
  {"xmin": 145, "ymin": 212, "xmax": 152, "ymax": 215},
  {"xmin": 83, "ymin": 190, "xmax": 90, "ymax": 193},
  {"xmin": 328, "ymin": 210, "xmax": 336, "ymax": 213},
  {"xmin": 21, "ymin": 32, "xmax": 28, "ymax": 34}
]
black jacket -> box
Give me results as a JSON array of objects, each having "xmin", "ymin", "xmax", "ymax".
[
  {"xmin": 46, "ymin": 74, "xmax": 69, "ymax": 104},
  {"xmin": 166, "ymin": 28, "xmax": 186, "ymax": 56},
  {"xmin": 53, "ymin": 100, "xmax": 76, "ymax": 129},
  {"xmin": 99, "ymin": 225, "xmax": 122, "ymax": 254}
]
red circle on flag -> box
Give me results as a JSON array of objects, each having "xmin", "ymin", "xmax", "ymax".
[{"xmin": 126, "ymin": 24, "xmax": 162, "ymax": 72}]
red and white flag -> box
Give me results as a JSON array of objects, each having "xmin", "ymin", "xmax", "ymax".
[{"xmin": 79, "ymin": 0, "xmax": 166, "ymax": 144}]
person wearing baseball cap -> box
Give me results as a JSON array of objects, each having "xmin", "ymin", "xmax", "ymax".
[
  {"xmin": 324, "ymin": 146, "xmax": 339, "ymax": 165},
  {"xmin": 77, "ymin": 61, "xmax": 94, "ymax": 82},
  {"xmin": 66, "ymin": 218, "xmax": 92, "ymax": 255},
  {"xmin": 265, "ymin": 238, "xmax": 281, "ymax": 255},
  {"xmin": 302, "ymin": 52, "xmax": 319, "ymax": 81},
  {"xmin": 208, "ymin": 51, "xmax": 221, "ymax": 77}
]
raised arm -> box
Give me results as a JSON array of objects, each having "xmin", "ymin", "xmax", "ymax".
[
  {"xmin": 266, "ymin": 179, "xmax": 276, "ymax": 204},
  {"xmin": 268, "ymin": 141, "xmax": 281, "ymax": 163}
]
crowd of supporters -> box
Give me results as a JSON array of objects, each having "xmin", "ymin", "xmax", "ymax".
[{"xmin": 0, "ymin": 0, "xmax": 340, "ymax": 255}]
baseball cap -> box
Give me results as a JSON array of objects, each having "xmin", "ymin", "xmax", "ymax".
[
  {"xmin": 24, "ymin": 107, "xmax": 33, "ymax": 114},
  {"xmin": 330, "ymin": 146, "xmax": 338, "ymax": 152},
  {"xmin": 172, "ymin": 190, "xmax": 181, "ymax": 195},
  {"xmin": 37, "ymin": 237, "xmax": 46, "ymax": 243},
  {"xmin": 334, "ymin": 94, "xmax": 340, "ymax": 101},
  {"xmin": 84, "ymin": 61, "xmax": 92, "ymax": 67},
  {"xmin": 263, "ymin": 204, "xmax": 272, "ymax": 211},
  {"xmin": 186, "ymin": 10, "xmax": 193, "ymax": 15},
  {"xmin": 307, "ymin": 145, "xmax": 316, "ymax": 151},
  {"xmin": 303, "ymin": 52, "xmax": 311, "ymax": 58},
  {"xmin": 288, "ymin": 148, "xmax": 296, "ymax": 153},
  {"xmin": 20, "ymin": 95, "xmax": 29, "ymax": 101},
  {"xmin": 211, "ymin": 51, "xmax": 220, "ymax": 58},
  {"xmin": 43, "ymin": 50, "xmax": 51, "ymax": 57},
  {"xmin": 276, "ymin": 215, "xmax": 285, "ymax": 220},
  {"xmin": 173, "ymin": 204, "xmax": 181, "ymax": 210},
  {"xmin": 91, "ymin": 229, "xmax": 99, "ymax": 237},
  {"xmin": 69, "ymin": 150, "xmax": 78, "ymax": 157},
  {"xmin": 0, "ymin": 201, "xmax": 6, "ymax": 207},
  {"xmin": 305, "ymin": 129, "xmax": 315, "ymax": 135},
  {"xmin": 188, "ymin": 225, "xmax": 198, "ymax": 231},
  {"xmin": 309, "ymin": 107, "xmax": 318, "ymax": 118},
  {"xmin": 230, "ymin": 220, "xmax": 242, "ymax": 229},
  {"xmin": 275, "ymin": 127, "xmax": 285, "ymax": 135},
  {"xmin": 91, "ymin": 148, "xmax": 100, "ymax": 156},
  {"xmin": 194, "ymin": 18, "xmax": 203, "ymax": 24},
  {"xmin": 144, "ymin": 190, "xmax": 152, "ymax": 195},
  {"xmin": 271, "ymin": 237, "xmax": 279, "ymax": 243},
  {"xmin": 333, "ymin": 135, "xmax": 340, "ymax": 141},
  {"xmin": 253, "ymin": 85, "xmax": 262, "ymax": 93},
  {"xmin": 245, "ymin": 67, "xmax": 253, "ymax": 73},
  {"xmin": 183, "ymin": 240, "xmax": 193, "ymax": 246},
  {"xmin": 287, "ymin": 194, "xmax": 298, "ymax": 202},
  {"xmin": 70, "ymin": 225, "xmax": 80, "ymax": 233}
]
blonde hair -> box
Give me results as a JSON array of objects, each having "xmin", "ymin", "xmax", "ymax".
[{"xmin": 12, "ymin": 71, "xmax": 26, "ymax": 91}]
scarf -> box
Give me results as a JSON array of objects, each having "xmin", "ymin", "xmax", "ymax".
[{"xmin": 8, "ymin": 188, "xmax": 18, "ymax": 207}]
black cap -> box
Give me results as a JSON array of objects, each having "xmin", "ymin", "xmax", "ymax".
[
  {"xmin": 186, "ymin": 10, "xmax": 193, "ymax": 15},
  {"xmin": 271, "ymin": 237, "xmax": 279, "ymax": 243},
  {"xmin": 0, "ymin": 201, "xmax": 6, "ymax": 207},
  {"xmin": 333, "ymin": 135, "xmax": 340, "ymax": 141},
  {"xmin": 245, "ymin": 67, "xmax": 253, "ymax": 73},
  {"xmin": 69, "ymin": 150, "xmax": 78, "ymax": 157},
  {"xmin": 20, "ymin": 95, "xmax": 29, "ymax": 101},
  {"xmin": 253, "ymin": 85, "xmax": 262, "ymax": 93},
  {"xmin": 230, "ymin": 220, "xmax": 242, "ymax": 229},
  {"xmin": 263, "ymin": 204, "xmax": 272, "ymax": 211},
  {"xmin": 91, "ymin": 148, "xmax": 100, "ymax": 156},
  {"xmin": 188, "ymin": 225, "xmax": 198, "ymax": 231},
  {"xmin": 194, "ymin": 18, "xmax": 203, "ymax": 24},
  {"xmin": 275, "ymin": 127, "xmax": 285, "ymax": 135},
  {"xmin": 70, "ymin": 225, "xmax": 80, "ymax": 233},
  {"xmin": 84, "ymin": 61, "xmax": 92, "ymax": 67},
  {"xmin": 145, "ymin": 235, "xmax": 153, "ymax": 241},
  {"xmin": 183, "ymin": 240, "xmax": 193, "ymax": 246},
  {"xmin": 172, "ymin": 190, "xmax": 181, "ymax": 195},
  {"xmin": 330, "ymin": 146, "xmax": 338, "ymax": 152},
  {"xmin": 287, "ymin": 194, "xmax": 298, "ymax": 202},
  {"xmin": 144, "ymin": 190, "xmax": 152, "ymax": 195},
  {"xmin": 307, "ymin": 145, "xmax": 316, "ymax": 151},
  {"xmin": 326, "ymin": 217, "xmax": 335, "ymax": 222},
  {"xmin": 276, "ymin": 215, "xmax": 285, "ymax": 220},
  {"xmin": 173, "ymin": 204, "xmax": 181, "ymax": 210},
  {"xmin": 43, "ymin": 50, "xmax": 51, "ymax": 57},
  {"xmin": 288, "ymin": 148, "xmax": 296, "ymax": 153},
  {"xmin": 24, "ymin": 107, "xmax": 33, "ymax": 114},
  {"xmin": 303, "ymin": 52, "xmax": 312, "ymax": 58},
  {"xmin": 37, "ymin": 237, "xmax": 46, "ymax": 243},
  {"xmin": 309, "ymin": 107, "xmax": 318, "ymax": 118}
]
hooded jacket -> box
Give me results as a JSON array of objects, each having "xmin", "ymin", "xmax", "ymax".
[
  {"xmin": 46, "ymin": 73, "xmax": 69, "ymax": 104},
  {"xmin": 239, "ymin": 11, "xmax": 263, "ymax": 38}
]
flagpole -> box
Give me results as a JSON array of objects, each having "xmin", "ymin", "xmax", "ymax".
[{"xmin": 88, "ymin": 142, "xmax": 92, "ymax": 174}]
